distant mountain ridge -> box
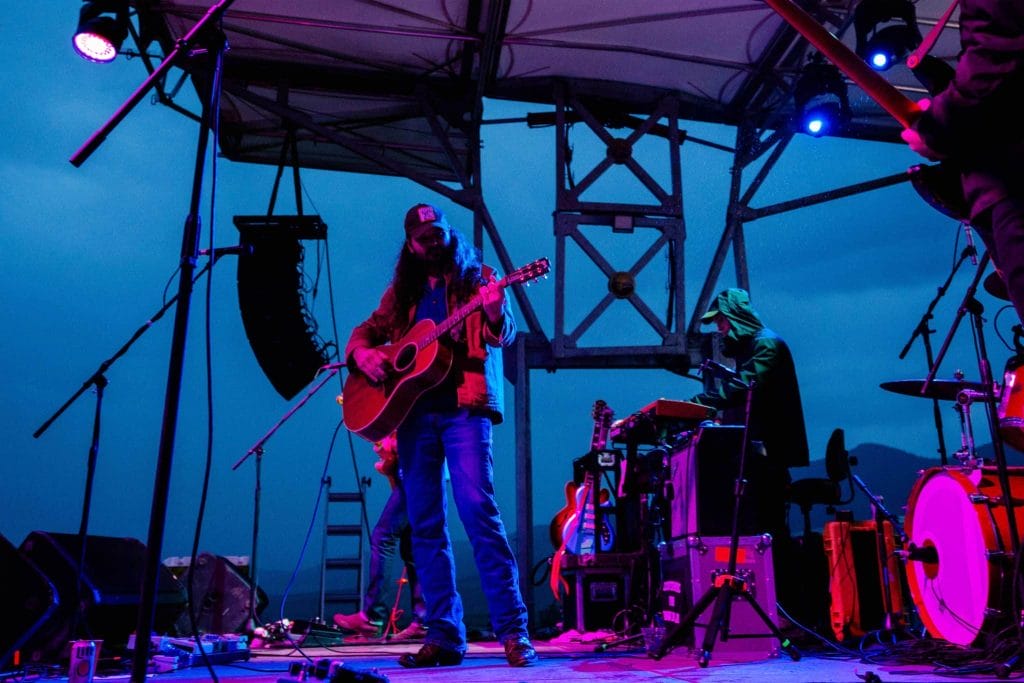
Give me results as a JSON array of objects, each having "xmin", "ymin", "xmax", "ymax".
[
  {"xmin": 790, "ymin": 442, "xmax": 939, "ymax": 533},
  {"xmin": 795, "ymin": 440, "xmax": 1022, "ymax": 531}
]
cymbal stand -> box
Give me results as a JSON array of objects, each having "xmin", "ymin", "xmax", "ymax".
[
  {"xmin": 652, "ymin": 380, "xmax": 800, "ymax": 666},
  {"xmin": 925, "ymin": 251, "xmax": 1019, "ymax": 553},
  {"xmin": 898, "ymin": 246, "xmax": 976, "ymax": 465}
]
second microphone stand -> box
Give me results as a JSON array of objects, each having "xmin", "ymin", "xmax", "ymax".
[
  {"xmin": 652, "ymin": 380, "xmax": 801, "ymax": 666},
  {"xmin": 898, "ymin": 244, "xmax": 978, "ymax": 465}
]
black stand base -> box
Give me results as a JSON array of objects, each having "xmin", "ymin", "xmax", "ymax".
[{"xmin": 652, "ymin": 575, "xmax": 800, "ymax": 666}]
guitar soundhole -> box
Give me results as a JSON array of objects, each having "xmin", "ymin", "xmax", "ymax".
[{"xmin": 394, "ymin": 343, "xmax": 417, "ymax": 372}]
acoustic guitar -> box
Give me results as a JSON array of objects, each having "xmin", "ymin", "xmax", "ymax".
[
  {"xmin": 342, "ymin": 257, "xmax": 550, "ymax": 442},
  {"xmin": 764, "ymin": 0, "xmax": 968, "ymax": 221}
]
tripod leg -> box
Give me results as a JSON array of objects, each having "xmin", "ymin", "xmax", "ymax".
[
  {"xmin": 696, "ymin": 582, "xmax": 736, "ymax": 667},
  {"xmin": 735, "ymin": 590, "xmax": 801, "ymax": 661},
  {"xmin": 652, "ymin": 586, "xmax": 720, "ymax": 660}
]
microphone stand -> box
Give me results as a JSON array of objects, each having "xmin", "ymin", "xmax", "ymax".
[
  {"xmin": 898, "ymin": 246, "xmax": 976, "ymax": 465},
  {"xmin": 923, "ymin": 252, "xmax": 1018, "ymax": 551},
  {"xmin": 232, "ymin": 366, "xmax": 342, "ymax": 629},
  {"xmin": 31, "ymin": 257, "xmax": 226, "ymax": 646},
  {"xmin": 849, "ymin": 471, "xmax": 907, "ymax": 632},
  {"xmin": 66, "ymin": 2, "xmax": 236, "ymax": 679}
]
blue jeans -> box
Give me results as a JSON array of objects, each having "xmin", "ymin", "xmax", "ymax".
[
  {"xmin": 397, "ymin": 408, "xmax": 529, "ymax": 653},
  {"xmin": 363, "ymin": 486, "xmax": 425, "ymax": 624}
]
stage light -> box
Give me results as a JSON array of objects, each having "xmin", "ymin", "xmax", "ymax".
[
  {"xmin": 73, "ymin": 1, "xmax": 129, "ymax": 63},
  {"xmin": 793, "ymin": 58, "xmax": 850, "ymax": 137},
  {"xmin": 854, "ymin": 0, "xmax": 922, "ymax": 71}
]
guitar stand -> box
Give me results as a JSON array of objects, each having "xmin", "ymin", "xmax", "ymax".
[{"xmin": 651, "ymin": 380, "xmax": 801, "ymax": 666}]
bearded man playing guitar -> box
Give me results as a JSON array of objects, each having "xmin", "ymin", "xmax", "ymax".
[{"xmin": 345, "ymin": 203, "xmax": 536, "ymax": 668}]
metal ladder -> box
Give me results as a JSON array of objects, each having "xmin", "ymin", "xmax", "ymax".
[{"xmin": 318, "ymin": 476, "xmax": 366, "ymax": 621}]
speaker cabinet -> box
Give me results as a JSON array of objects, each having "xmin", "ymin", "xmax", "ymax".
[
  {"xmin": 17, "ymin": 532, "xmax": 186, "ymax": 662},
  {"xmin": 560, "ymin": 552, "xmax": 645, "ymax": 632},
  {"xmin": 234, "ymin": 215, "xmax": 331, "ymax": 400},
  {"xmin": 0, "ymin": 534, "xmax": 57, "ymax": 670},
  {"xmin": 175, "ymin": 553, "xmax": 267, "ymax": 635},
  {"xmin": 667, "ymin": 426, "xmax": 759, "ymax": 538}
]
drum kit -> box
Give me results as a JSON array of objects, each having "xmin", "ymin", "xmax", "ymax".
[{"xmin": 878, "ymin": 272, "xmax": 1024, "ymax": 647}]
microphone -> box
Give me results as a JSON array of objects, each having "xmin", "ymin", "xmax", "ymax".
[
  {"xmin": 904, "ymin": 543, "xmax": 938, "ymax": 564},
  {"xmin": 963, "ymin": 223, "xmax": 978, "ymax": 266},
  {"xmin": 700, "ymin": 358, "xmax": 736, "ymax": 379},
  {"xmin": 198, "ymin": 244, "xmax": 253, "ymax": 257}
]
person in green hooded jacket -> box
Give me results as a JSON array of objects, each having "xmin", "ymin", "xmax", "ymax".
[{"xmin": 689, "ymin": 288, "xmax": 810, "ymax": 606}]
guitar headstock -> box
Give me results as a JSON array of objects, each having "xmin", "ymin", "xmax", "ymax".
[
  {"xmin": 591, "ymin": 399, "xmax": 614, "ymax": 425},
  {"xmin": 504, "ymin": 257, "xmax": 550, "ymax": 287},
  {"xmin": 590, "ymin": 399, "xmax": 614, "ymax": 451}
]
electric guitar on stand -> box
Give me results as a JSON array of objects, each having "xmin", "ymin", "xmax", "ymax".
[
  {"xmin": 549, "ymin": 400, "xmax": 618, "ymax": 601},
  {"xmin": 764, "ymin": 0, "xmax": 968, "ymax": 221},
  {"xmin": 549, "ymin": 400, "xmax": 617, "ymax": 553},
  {"xmin": 342, "ymin": 257, "xmax": 550, "ymax": 442}
]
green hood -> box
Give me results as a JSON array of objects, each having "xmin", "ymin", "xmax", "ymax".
[{"xmin": 702, "ymin": 288, "xmax": 764, "ymax": 344}]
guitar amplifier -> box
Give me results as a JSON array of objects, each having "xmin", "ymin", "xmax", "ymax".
[
  {"xmin": 561, "ymin": 553, "xmax": 645, "ymax": 633},
  {"xmin": 659, "ymin": 535, "xmax": 779, "ymax": 659},
  {"xmin": 823, "ymin": 520, "xmax": 905, "ymax": 641}
]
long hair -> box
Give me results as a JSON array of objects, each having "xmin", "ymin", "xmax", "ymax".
[{"xmin": 388, "ymin": 227, "xmax": 484, "ymax": 331}]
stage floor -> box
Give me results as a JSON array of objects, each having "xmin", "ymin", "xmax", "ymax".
[{"xmin": 22, "ymin": 634, "xmax": 972, "ymax": 683}]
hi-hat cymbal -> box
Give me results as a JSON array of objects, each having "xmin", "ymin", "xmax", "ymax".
[
  {"xmin": 880, "ymin": 379, "xmax": 994, "ymax": 401},
  {"xmin": 984, "ymin": 271, "xmax": 1010, "ymax": 301}
]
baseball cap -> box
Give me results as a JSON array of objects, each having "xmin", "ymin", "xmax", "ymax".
[
  {"xmin": 701, "ymin": 288, "xmax": 751, "ymax": 323},
  {"xmin": 700, "ymin": 303, "xmax": 722, "ymax": 324},
  {"xmin": 404, "ymin": 203, "xmax": 449, "ymax": 236}
]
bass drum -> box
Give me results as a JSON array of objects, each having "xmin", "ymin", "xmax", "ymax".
[{"xmin": 904, "ymin": 466, "xmax": 1024, "ymax": 646}]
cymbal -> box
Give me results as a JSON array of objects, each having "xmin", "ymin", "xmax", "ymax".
[
  {"xmin": 984, "ymin": 271, "xmax": 1010, "ymax": 301},
  {"xmin": 880, "ymin": 379, "xmax": 994, "ymax": 401}
]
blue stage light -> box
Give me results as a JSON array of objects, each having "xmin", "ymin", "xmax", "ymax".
[
  {"xmin": 793, "ymin": 59, "xmax": 850, "ymax": 138},
  {"xmin": 854, "ymin": 0, "xmax": 922, "ymax": 72}
]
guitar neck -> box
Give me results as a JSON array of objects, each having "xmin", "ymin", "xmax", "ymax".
[
  {"xmin": 419, "ymin": 276, "xmax": 509, "ymax": 348},
  {"xmin": 764, "ymin": 0, "xmax": 921, "ymax": 128},
  {"xmin": 590, "ymin": 401, "xmax": 612, "ymax": 451}
]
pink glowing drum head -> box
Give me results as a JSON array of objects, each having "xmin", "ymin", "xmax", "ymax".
[{"xmin": 904, "ymin": 466, "xmax": 1024, "ymax": 646}]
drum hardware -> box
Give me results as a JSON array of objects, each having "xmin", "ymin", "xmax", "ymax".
[
  {"xmin": 985, "ymin": 550, "xmax": 1012, "ymax": 561},
  {"xmin": 954, "ymin": 384, "xmax": 986, "ymax": 468}
]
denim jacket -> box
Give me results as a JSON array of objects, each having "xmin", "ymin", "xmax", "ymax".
[{"xmin": 345, "ymin": 265, "xmax": 515, "ymax": 423}]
